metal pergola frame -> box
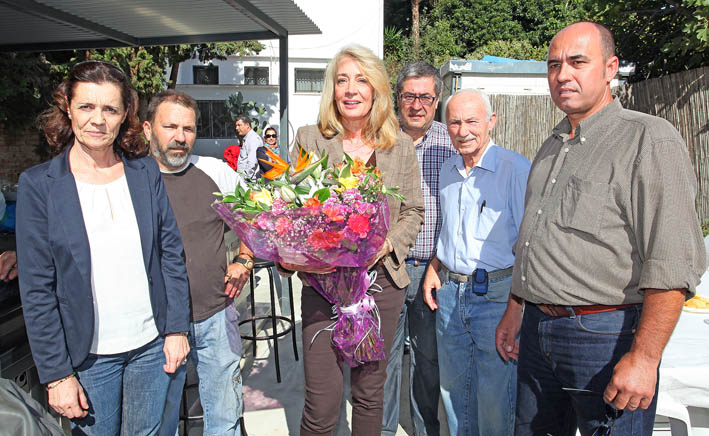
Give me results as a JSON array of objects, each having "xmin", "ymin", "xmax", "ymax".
[{"xmin": 0, "ymin": 0, "xmax": 321, "ymax": 159}]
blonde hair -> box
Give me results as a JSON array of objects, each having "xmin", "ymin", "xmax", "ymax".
[{"xmin": 318, "ymin": 44, "xmax": 399, "ymax": 150}]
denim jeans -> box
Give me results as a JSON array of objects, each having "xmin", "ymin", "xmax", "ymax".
[
  {"xmin": 72, "ymin": 335, "xmax": 168, "ymax": 436},
  {"xmin": 160, "ymin": 305, "xmax": 243, "ymax": 436},
  {"xmin": 516, "ymin": 303, "xmax": 657, "ymax": 436},
  {"xmin": 382, "ymin": 263, "xmax": 440, "ymax": 436},
  {"xmin": 436, "ymin": 273, "xmax": 516, "ymax": 436}
]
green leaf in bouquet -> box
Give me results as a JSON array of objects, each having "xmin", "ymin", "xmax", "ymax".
[
  {"xmin": 256, "ymin": 201, "xmax": 271, "ymax": 211},
  {"xmin": 339, "ymin": 162, "xmax": 352, "ymax": 179},
  {"xmin": 290, "ymin": 155, "xmax": 328, "ymax": 184},
  {"xmin": 314, "ymin": 188, "xmax": 331, "ymax": 202},
  {"xmin": 383, "ymin": 185, "xmax": 405, "ymax": 201},
  {"xmin": 221, "ymin": 195, "xmax": 240, "ymax": 203},
  {"xmin": 269, "ymin": 180, "xmax": 289, "ymax": 188},
  {"xmin": 294, "ymin": 185, "xmax": 311, "ymax": 196},
  {"xmin": 236, "ymin": 184, "xmax": 247, "ymax": 198}
]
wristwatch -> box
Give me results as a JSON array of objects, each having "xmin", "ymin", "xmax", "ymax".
[{"xmin": 235, "ymin": 256, "xmax": 254, "ymax": 271}]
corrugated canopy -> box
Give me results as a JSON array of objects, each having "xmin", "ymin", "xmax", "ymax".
[{"xmin": 0, "ymin": 0, "xmax": 320, "ymax": 51}]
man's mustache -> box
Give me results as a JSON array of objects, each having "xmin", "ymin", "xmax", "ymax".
[
  {"xmin": 456, "ymin": 134, "xmax": 476, "ymax": 142},
  {"xmin": 166, "ymin": 141, "xmax": 188, "ymax": 152}
]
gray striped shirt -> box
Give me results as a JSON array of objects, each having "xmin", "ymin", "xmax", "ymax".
[{"xmin": 512, "ymin": 99, "xmax": 706, "ymax": 305}]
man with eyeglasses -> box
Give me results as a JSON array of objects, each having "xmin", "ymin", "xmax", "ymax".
[
  {"xmin": 495, "ymin": 22, "xmax": 706, "ymax": 436},
  {"xmin": 381, "ymin": 61, "xmax": 456, "ymax": 436}
]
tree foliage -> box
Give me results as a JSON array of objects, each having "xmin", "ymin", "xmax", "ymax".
[
  {"xmin": 588, "ymin": 0, "xmax": 709, "ymax": 80},
  {"xmin": 0, "ymin": 42, "xmax": 264, "ymax": 128},
  {"xmin": 0, "ymin": 53, "xmax": 53, "ymax": 127},
  {"xmin": 225, "ymin": 92, "xmax": 268, "ymax": 134},
  {"xmin": 384, "ymin": 0, "xmax": 707, "ymax": 83},
  {"xmin": 383, "ymin": 0, "xmax": 587, "ymax": 80}
]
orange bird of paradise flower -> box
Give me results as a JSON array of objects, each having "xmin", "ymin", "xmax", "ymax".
[{"xmin": 259, "ymin": 147, "xmax": 314, "ymax": 180}]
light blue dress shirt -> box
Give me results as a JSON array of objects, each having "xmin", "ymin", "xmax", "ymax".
[{"xmin": 436, "ymin": 142, "xmax": 531, "ymax": 274}]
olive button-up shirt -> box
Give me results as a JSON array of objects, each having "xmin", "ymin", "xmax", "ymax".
[{"xmin": 512, "ymin": 99, "xmax": 706, "ymax": 305}]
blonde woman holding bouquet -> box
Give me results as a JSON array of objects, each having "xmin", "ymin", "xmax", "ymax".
[{"xmin": 280, "ymin": 44, "xmax": 424, "ymax": 436}]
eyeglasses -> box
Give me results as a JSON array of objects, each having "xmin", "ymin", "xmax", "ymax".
[
  {"xmin": 593, "ymin": 403, "xmax": 623, "ymax": 436},
  {"xmin": 399, "ymin": 93, "xmax": 436, "ymax": 106},
  {"xmin": 562, "ymin": 388, "xmax": 624, "ymax": 435},
  {"xmin": 264, "ymin": 134, "xmax": 277, "ymax": 139}
]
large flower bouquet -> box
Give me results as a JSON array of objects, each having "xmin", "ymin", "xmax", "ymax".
[{"xmin": 213, "ymin": 148, "xmax": 403, "ymax": 366}]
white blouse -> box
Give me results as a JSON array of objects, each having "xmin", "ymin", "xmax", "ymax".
[{"xmin": 75, "ymin": 175, "xmax": 159, "ymax": 354}]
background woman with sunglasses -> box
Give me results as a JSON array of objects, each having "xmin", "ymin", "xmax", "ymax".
[{"xmin": 257, "ymin": 126, "xmax": 281, "ymax": 175}]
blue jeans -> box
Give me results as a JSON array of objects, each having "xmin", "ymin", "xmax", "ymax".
[
  {"xmin": 160, "ymin": 305, "xmax": 243, "ymax": 436},
  {"xmin": 436, "ymin": 273, "xmax": 516, "ymax": 436},
  {"xmin": 72, "ymin": 335, "xmax": 168, "ymax": 436},
  {"xmin": 516, "ymin": 303, "xmax": 657, "ymax": 436},
  {"xmin": 382, "ymin": 263, "xmax": 440, "ymax": 436}
]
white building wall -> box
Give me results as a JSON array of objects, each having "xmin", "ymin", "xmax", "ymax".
[{"xmin": 175, "ymin": 0, "xmax": 384, "ymax": 159}]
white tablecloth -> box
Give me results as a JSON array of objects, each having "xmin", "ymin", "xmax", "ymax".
[{"xmin": 656, "ymin": 261, "xmax": 709, "ymax": 435}]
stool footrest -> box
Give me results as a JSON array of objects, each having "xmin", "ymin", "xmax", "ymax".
[{"xmin": 239, "ymin": 315, "xmax": 295, "ymax": 341}]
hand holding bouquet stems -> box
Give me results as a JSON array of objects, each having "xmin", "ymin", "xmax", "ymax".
[{"xmin": 213, "ymin": 147, "xmax": 404, "ymax": 366}]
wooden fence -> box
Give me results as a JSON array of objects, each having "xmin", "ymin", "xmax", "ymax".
[{"xmin": 487, "ymin": 66, "xmax": 708, "ymax": 222}]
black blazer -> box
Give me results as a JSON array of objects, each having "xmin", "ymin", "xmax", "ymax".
[{"xmin": 16, "ymin": 146, "xmax": 190, "ymax": 383}]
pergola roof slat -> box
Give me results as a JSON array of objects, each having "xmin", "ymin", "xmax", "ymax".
[{"xmin": 0, "ymin": 0, "xmax": 320, "ymax": 51}]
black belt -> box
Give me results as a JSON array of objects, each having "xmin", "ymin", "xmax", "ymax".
[{"xmin": 441, "ymin": 265, "xmax": 513, "ymax": 283}]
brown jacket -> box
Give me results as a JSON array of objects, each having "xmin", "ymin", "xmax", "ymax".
[{"xmin": 292, "ymin": 125, "xmax": 425, "ymax": 288}]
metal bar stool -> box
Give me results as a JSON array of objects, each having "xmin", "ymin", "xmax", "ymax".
[{"xmin": 238, "ymin": 259, "xmax": 298, "ymax": 383}]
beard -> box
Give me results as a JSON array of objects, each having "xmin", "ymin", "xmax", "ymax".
[{"xmin": 151, "ymin": 138, "xmax": 191, "ymax": 169}]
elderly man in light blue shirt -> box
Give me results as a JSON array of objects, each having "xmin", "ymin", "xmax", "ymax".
[{"xmin": 423, "ymin": 89, "xmax": 530, "ymax": 436}]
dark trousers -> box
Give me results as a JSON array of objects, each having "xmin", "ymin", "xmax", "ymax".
[
  {"xmin": 515, "ymin": 304, "xmax": 658, "ymax": 436},
  {"xmin": 300, "ymin": 266, "xmax": 405, "ymax": 436}
]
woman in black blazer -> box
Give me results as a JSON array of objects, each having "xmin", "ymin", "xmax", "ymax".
[{"xmin": 16, "ymin": 61, "xmax": 190, "ymax": 435}]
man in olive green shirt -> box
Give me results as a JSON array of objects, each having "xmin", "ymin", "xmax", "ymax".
[{"xmin": 495, "ymin": 21, "xmax": 706, "ymax": 436}]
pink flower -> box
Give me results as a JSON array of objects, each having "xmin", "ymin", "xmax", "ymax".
[
  {"xmin": 354, "ymin": 201, "xmax": 376, "ymax": 216},
  {"xmin": 275, "ymin": 216, "xmax": 291, "ymax": 235},
  {"xmin": 347, "ymin": 214, "xmax": 370, "ymax": 238},
  {"xmin": 322, "ymin": 203, "xmax": 345, "ymax": 223},
  {"xmin": 307, "ymin": 229, "xmax": 345, "ymax": 250}
]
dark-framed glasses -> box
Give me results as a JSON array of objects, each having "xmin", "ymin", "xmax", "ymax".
[
  {"xmin": 399, "ymin": 93, "xmax": 435, "ymax": 106},
  {"xmin": 593, "ymin": 403, "xmax": 623, "ymax": 436},
  {"xmin": 562, "ymin": 388, "xmax": 624, "ymax": 436},
  {"xmin": 264, "ymin": 134, "xmax": 277, "ymax": 139}
]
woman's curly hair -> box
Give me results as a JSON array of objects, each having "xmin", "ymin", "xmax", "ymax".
[{"xmin": 38, "ymin": 60, "xmax": 145, "ymax": 157}]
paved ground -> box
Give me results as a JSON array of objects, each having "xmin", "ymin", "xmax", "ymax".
[
  {"xmin": 182, "ymin": 266, "xmax": 672, "ymax": 436},
  {"xmin": 180, "ymin": 266, "xmax": 449, "ymax": 436}
]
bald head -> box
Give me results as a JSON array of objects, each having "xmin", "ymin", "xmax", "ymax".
[
  {"xmin": 446, "ymin": 89, "xmax": 493, "ymax": 121},
  {"xmin": 445, "ymin": 89, "xmax": 497, "ymax": 169},
  {"xmin": 552, "ymin": 21, "xmax": 615, "ymax": 61},
  {"xmin": 546, "ymin": 20, "xmax": 619, "ymax": 128}
]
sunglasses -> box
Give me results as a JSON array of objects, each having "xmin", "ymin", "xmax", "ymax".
[
  {"xmin": 562, "ymin": 388, "xmax": 624, "ymax": 436},
  {"xmin": 264, "ymin": 134, "xmax": 277, "ymax": 139}
]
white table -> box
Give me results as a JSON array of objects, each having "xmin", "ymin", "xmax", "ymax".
[{"xmin": 657, "ymin": 273, "xmax": 709, "ymax": 436}]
